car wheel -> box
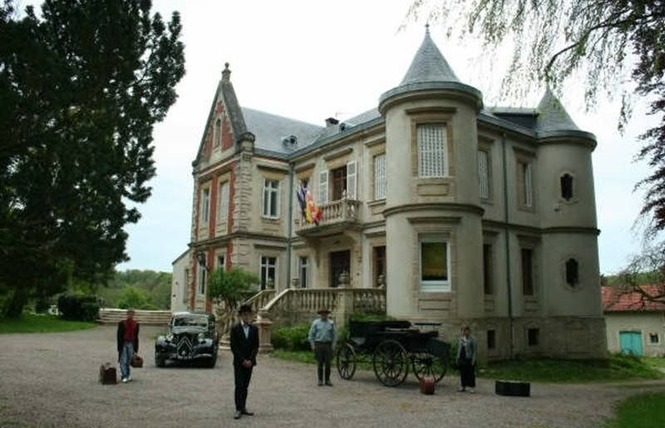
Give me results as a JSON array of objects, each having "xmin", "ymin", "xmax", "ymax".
[{"xmin": 155, "ymin": 353, "xmax": 166, "ymax": 368}]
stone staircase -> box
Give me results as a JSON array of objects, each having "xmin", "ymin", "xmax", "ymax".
[{"xmin": 98, "ymin": 308, "xmax": 171, "ymax": 326}]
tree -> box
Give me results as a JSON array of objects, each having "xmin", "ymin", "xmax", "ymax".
[
  {"xmin": 208, "ymin": 268, "xmax": 260, "ymax": 338},
  {"xmin": 0, "ymin": 0, "xmax": 185, "ymax": 317},
  {"xmin": 409, "ymin": 0, "xmax": 665, "ymax": 234},
  {"xmin": 615, "ymin": 241, "xmax": 665, "ymax": 306},
  {"xmin": 117, "ymin": 286, "xmax": 154, "ymax": 310}
]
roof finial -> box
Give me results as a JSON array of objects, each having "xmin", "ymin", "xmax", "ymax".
[
  {"xmin": 222, "ymin": 62, "xmax": 231, "ymax": 82},
  {"xmin": 425, "ymin": 23, "xmax": 430, "ymax": 35}
]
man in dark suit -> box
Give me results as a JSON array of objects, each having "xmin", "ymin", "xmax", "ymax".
[{"xmin": 230, "ymin": 304, "xmax": 259, "ymax": 420}]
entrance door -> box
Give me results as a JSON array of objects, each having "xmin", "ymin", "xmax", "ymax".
[
  {"xmin": 329, "ymin": 250, "xmax": 350, "ymax": 288},
  {"xmin": 619, "ymin": 331, "xmax": 643, "ymax": 356}
]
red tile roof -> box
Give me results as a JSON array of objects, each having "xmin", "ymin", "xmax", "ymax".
[{"xmin": 602, "ymin": 285, "xmax": 665, "ymax": 312}]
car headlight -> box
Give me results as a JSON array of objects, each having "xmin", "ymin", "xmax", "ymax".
[
  {"xmin": 197, "ymin": 333, "xmax": 205, "ymax": 343},
  {"xmin": 166, "ymin": 333, "xmax": 174, "ymax": 342}
]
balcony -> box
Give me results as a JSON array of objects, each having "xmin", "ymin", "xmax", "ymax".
[{"xmin": 296, "ymin": 198, "xmax": 362, "ymax": 237}]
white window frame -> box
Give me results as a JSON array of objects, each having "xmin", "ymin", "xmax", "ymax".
[
  {"xmin": 216, "ymin": 254, "xmax": 225, "ymax": 271},
  {"xmin": 262, "ymin": 178, "xmax": 280, "ymax": 218},
  {"xmin": 417, "ymin": 124, "xmax": 448, "ymax": 178},
  {"xmin": 200, "ymin": 187, "xmax": 210, "ymax": 224},
  {"xmin": 419, "ymin": 234, "xmax": 451, "ymax": 292},
  {"xmin": 260, "ymin": 256, "xmax": 278, "ymax": 290},
  {"xmin": 217, "ymin": 181, "xmax": 229, "ymax": 222},
  {"xmin": 374, "ymin": 154, "xmax": 386, "ymax": 200}
]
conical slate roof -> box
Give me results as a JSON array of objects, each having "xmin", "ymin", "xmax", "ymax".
[
  {"xmin": 400, "ymin": 25, "xmax": 459, "ymax": 85},
  {"xmin": 536, "ymin": 88, "xmax": 580, "ymax": 132}
]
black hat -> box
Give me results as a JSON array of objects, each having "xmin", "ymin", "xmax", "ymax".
[{"xmin": 238, "ymin": 304, "xmax": 253, "ymax": 314}]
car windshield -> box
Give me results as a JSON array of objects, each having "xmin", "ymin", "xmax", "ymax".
[{"xmin": 173, "ymin": 315, "xmax": 208, "ymax": 328}]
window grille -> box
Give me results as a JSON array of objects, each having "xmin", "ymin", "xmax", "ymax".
[{"xmin": 417, "ymin": 124, "xmax": 447, "ymax": 178}]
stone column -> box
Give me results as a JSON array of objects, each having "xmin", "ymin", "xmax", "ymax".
[{"xmin": 256, "ymin": 309, "xmax": 274, "ymax": 353}]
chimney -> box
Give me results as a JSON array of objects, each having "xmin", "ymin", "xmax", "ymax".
[{"xmin": 325, "ymin": 117, "xmax": 339, "ymax": 128}]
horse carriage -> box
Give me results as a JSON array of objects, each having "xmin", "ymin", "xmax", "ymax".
[{"xmin": 336, "ymin": 320, "xmax": 450, "ymax": 387}]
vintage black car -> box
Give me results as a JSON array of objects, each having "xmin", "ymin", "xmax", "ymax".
[{"xmin": 155, "ymin": 312, "xmax": 219, "ymax": 368}]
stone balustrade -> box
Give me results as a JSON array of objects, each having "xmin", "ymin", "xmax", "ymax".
[
  {"xmin": 296, "ymin": 198, "xmax": 361, "ymax": 231},
  {"xmin": 98, "ymin": 308, "xmax": 171, "ymax": 326},
  {"xmin": 254, "ymin": 287, "xmax": 386, "ymax": 353}
]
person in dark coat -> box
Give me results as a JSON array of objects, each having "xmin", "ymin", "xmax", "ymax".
[
  {"xmin": 230, "ymin": 304, "xmax": 259, "ymax": 419},
  {"xmin": 116, "ymin": 309, "xmax": 139, "ymax": 383}
]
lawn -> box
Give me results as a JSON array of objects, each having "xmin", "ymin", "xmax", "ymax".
[
  {"xmin": 272, "ymin": 349, "xmax": 664, "ymax": 383},
  {"xmin": 606, "ymin": 392, "xmax": 665, "ymax": 428},
  {"xmin": 479, "ymin": 354, "xmax": 664, "ymax": 383},
  {"xmin": 0, "ymin": 313, "xmax": 97, "ymax": 333}
]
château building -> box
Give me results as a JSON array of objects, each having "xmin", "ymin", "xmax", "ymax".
[{"xmin": 177, "ymin": 28, "xmax": 607, "ymax": 361}]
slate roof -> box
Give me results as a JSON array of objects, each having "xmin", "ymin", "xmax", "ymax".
[
  {"xmin": 602, "ymin": 285, "xmax": 665, "ymax": 312},
  {"xmin": 486, "ymin": 107, "xmax": 539, "ymax": 131},
  {"xmin": 400, "ymin": 25, "xmax": 459, "ymax": 85},
  {"xmin": 241, "ymin": 107, "xmax": 323, "ymax": 155},
  {"xmin": 535, "ymin": 88, "xmax": 581, "ymax": 133}
]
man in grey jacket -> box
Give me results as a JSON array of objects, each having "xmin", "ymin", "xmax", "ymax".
[{"xmin": 308, "ymin": 308, "xmax": 336, "ymax": 386}]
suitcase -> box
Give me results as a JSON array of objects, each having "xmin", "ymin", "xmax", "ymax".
[
  {"xmin": 99, "ymin": 362, "xmax": 117, "ymax": 385},
  {"xmin": 495, "ymin": 380, "xmax": 530, "ymax": 396},
  {"xmin": 130, "ymin": 354, "xmax": 144, "ymax": 368},
  {"xmin": 419, "ymin": 376, "xmax": 436, "ymax": 395}
]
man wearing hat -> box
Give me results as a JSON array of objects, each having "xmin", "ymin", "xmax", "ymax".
[
  {"xmin": 308, "ymin": 308, "xmax": 336, "ymax": 386},
  {"xmin": 230, "ymin": 304, "xmax": 259, "ymax": 419}
]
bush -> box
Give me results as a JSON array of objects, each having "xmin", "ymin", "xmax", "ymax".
[
  {"xmin": 57, "ymin": 293, "xmax": 100, "ymax": 321},
  {"xmin": 34, "ymin": 297, "xmax": 51, "ymax": 314},
  {"xmin": 272, "ymin": 324, "xmax": 311, "ymax": 351},
  {"xmin": 117, "ymin": 287, "xmax": 153, "ymax": 310}
]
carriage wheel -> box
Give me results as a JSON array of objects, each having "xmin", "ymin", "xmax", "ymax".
[
  {"xmin": 411, "ymin": 351, "xmax": 447, "ymax": 383},
  {"xmin": 372, "ymin": 339, "xmax": 409, "ymax": 387},
  {"xmin": 336, "ymin": 343, "xmax": 357, "ymax": 380}
]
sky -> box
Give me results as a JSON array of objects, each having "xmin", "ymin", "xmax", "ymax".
[{"xmin": 107, "ymin": 0, "xmax": 656, "ymax": 274}]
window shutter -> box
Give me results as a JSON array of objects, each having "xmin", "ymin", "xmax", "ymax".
[
  {"xmin": 217, "ymin": 181, "xmax": 229, "ymax": 221},
  {"xmin": 318, "ymin": 170, "xmax": 328, "ymax": 204},
  {"xmin": 346, "ymin": 161, "xmax": 356, "ymax": 199},
  {"xmin": 374, "ymin": 154, "xmax": 386, "ymax": 199},
  {"xmin": 524, "ymin": 163, "xmax": 533, "ymax": 207},
  {"xmin": 478, "ymin": 150, "xmax": 489, "ymax": 199}
]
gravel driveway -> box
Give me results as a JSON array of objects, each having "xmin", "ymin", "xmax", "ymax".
[{"xmin": 1, "ymin": 325, "xmax": 664, "ymax": 428}]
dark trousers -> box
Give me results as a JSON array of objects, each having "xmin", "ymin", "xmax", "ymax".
[
  {"xmin": 459, "ymin": 358, "xmax": 476, "ymax": 388},
  {"xmin": 314, "ymin": 342, "xmax": 333, "ymax": 382},
  {"xmin": 234, "ymin": 363, "xmax": 253, "ymax": 411}
]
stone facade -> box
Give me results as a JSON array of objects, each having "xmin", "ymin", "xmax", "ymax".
[{"xmin": 180, "ymin": 31, "xmax": 607, "ymax": 362}]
